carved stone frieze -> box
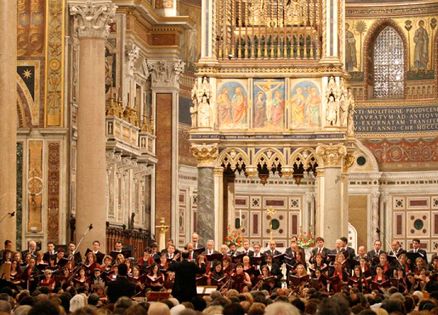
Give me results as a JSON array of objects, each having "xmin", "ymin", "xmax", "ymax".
[
  {"xmin": 315, "ymin": 143, "xmax": 347, "ymax": 167},
  {"xmin": 146, "ymin": 59, "xmax": 185, "ymax": 89},
  {"xmin": 191, "ymin": 143, "xmax": 218, "ymax": 167},
  {"xmin": 69, "ymin": 0, "xmax": 116, "ymax": 39}
]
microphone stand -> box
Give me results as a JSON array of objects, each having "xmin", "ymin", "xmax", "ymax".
[{"xmin": 72, "ymin": 224, "xmax": 93, "ymax": 256}]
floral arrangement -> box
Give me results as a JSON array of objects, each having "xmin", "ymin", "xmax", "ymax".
[
  {"xmin": 297, "ymin": 230, "xmax": 315, "ymax": 248},
  {"xmin": 225, "ymin": 225, "xmax": 244, "ymax": 247}
]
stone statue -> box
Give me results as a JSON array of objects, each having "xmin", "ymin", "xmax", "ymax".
[
  {"xmin": 414, "ymin": 20, "xmax": 429, "ymax": 70},
  {"xmin": 339, "ymin": 92, "xmax": 348, "ymax": 127},
  {"xmin": 326, "ymin": 94, "xmax": 338, "ymax": 126},
  {"xmin": 198, "ymin": 95, "xmax": 211, "ymax": 128},
  {"xmin": 347, "ymin": 89, "xmax": 356, "ymax": 137},
  {"xmin": 345, "ymin": 23, "xmax": 357, "ymax": 71},
  {"xmin": 191, "ymin": 76, "xmax": 212, "ymax": 128}
]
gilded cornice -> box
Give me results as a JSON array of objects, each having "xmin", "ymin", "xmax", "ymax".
[
  {"xmin": 196, "ymin": 65, "xmax": 345, "ymax": 78},
  {"xmin": 346, "ymin": 2, "xmax": 438, "ymax": 18}
]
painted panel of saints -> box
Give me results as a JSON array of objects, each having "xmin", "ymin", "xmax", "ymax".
[
  {"xmin": 216, "ymin": 80, "xmax": 248, "ymax": 129},
  {"xmin": 253, "ymin": 79, "xmax": 285, "ymax": 130},
  {"xmin": 289, "ymin": 80, "xmax": 321, "ymax": 129}
]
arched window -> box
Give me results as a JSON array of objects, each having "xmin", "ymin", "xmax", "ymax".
[{"xmin": 373, "ymin": 26, "xmax": 404, "ymax": 98}]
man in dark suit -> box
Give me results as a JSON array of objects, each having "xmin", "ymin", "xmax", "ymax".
[
  {"xmin": 191, "ymin": 232, "xmax": 203, "ymax": 251},
  {"xmin": 106, "ymin": 263, "xmax": 136, "ymax": 303},
  {"xmin": 310, "ymin": 237, "xmax": 330, "ymax": 264},
  {"xmin": 241, "ymin": 240, "xmax": 254, "ymax": 257},
  {"xmin": 91, "ymin": 240, "xmax": 105, "ymax": 264},
  {"xmin": 367, "ymin": 240, "xmax": 385, "ymax": 266},
  {"xmin": 388, "ymin": 240, "xmax": 406, "ymax": 258},
  {"xmin": 21, "ymin": 240, "xmax": 38, "ymax": 261},
  {"xmin": 340, "ymin": 236, "xmax": 356, "ymax": 271},
  {"xmin": 409, "ymin": 238, "xmax": 428, "ymax": 264},
  {"xmin": 43, "ymin": 242, "xmax": 57, "ymax": 263},
  {"xmin": 169, "ymin": 251, "xmax": 205, "ymax": 302}
]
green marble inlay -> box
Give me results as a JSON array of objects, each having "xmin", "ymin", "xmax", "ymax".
[{"xmin": 16, "ymin": 142, "xmax": 23, "ymax": 251}]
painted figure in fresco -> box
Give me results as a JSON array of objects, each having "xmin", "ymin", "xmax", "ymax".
[
  {"xmin": 414, "ymin": 20, "xmax": 429, "ymax": 70},
  {"xmin": 291, "ymin": 87, "xmax": 306, "ymax": 127},
  {"xmin": 253, "ymin": 91, "xmax": 267, "ymax": 128},
  {"xmin": 345, "ymin": 23, "xmax": 357, "ymax": 71},
  {"xmin": 217, "ymin": 88, "xmax": 232, "ymax": 126},
  {"xmin": 198, "ymin": 95, "xmax": 211, "ymax": 128},
  {"xmin": 305, "ymin": 87, "xmax": 321, "ymax": 127},
  {"xmin": 271, "ymin": 90, "xmax": 285, "ymax": 127},
  {"xmin": 326, "ymin": 94, "xmax": 338, "ymax": 126},
  {"xmin": 231, "ymin": 87, "xmax": 247, "ymax": 125}
]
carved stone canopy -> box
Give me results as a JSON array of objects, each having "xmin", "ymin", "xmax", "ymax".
[
  {"xmin": 315, "ymin": 143, "xmax": 347, "ymax": 168},
  {"xmin": 70, "ymin": 0, "xmax": 116, "ymax": 39},
  {"xmin": 191, "ymin": 143, "xmax": 218, "ymax": 167}
]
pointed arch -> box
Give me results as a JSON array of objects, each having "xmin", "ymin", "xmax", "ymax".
[
  {"xmin": 252, "ymin": 147, "xmax": 286, "ymax": 170},
  {"xmin": 363, "ymin": 19, "xmax": 408, "ymax": 99},
  {"xmin": 17, "ymin": 75, "xmax": 33, "ymax": 128},
  {"xmin": 217, "ymin": 147, "xmax": 250, "ymax": 172}
]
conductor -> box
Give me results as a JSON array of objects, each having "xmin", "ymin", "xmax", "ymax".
[{"xmin": 169, "ymin": 250, "xmax": 205, "ymax": 302}]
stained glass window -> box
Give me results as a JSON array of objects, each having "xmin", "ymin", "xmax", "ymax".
[{"xmin": 373, "ymin": 27, "xmax": 404, "ymax": 98}]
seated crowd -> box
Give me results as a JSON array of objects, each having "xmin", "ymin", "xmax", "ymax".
[{"xmin": 1, "ymin": 234, "xmax": 438, "ymax": 314}]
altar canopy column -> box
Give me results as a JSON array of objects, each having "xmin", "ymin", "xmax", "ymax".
[
  {"xmin": 200, "ymin": 0, "xmax": 215, "ymax": 62},
  {"xmin": 315, "ymin": 143, "xmax": 348, "ymax": 247},
  {"xmin": 191, "ymin": 143, "xmax": 219, "ymax": 245},
  {"xmin": 321, "ymin": 0, "xmax": 344, "ymax": 64},
  {"xmin": 70, "ymin": 0, "xmax": 116, "ymax": 252},
  {"xmin": 0, "ymin": 0, "xmax": 17, "ymax": 246}
]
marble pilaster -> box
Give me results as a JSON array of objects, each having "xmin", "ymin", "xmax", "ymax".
[
  {"xmin": 315, "ymin": 143, "xmax": 348, "ymax": 247},
  {"xmin": 70, "ymin": 0, "xmax": 116, "ymax": 252},
  {"xmin": 0, "ymin": 0, "xmax": 17, "ymax": 247}
]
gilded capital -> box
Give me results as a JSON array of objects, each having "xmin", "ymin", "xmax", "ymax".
[
  {"xmin": 191, "ymin": 143, "xmax": 218, "ymax": 167},
  {"xmin": 70, "ymin": 0, "xmax": 116, "ymax": 39},
  {"xmin": 315, "ymin": 143, "xmax": 347, "ymax": 168}
]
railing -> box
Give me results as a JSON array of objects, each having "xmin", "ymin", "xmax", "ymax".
[
  {"xmin": 216, "ymin": 0, "xmax": 322, "ymax": 60},
  {"xmin": 106, "ymin": 223, "xmax": 154, "ymax": 259}
]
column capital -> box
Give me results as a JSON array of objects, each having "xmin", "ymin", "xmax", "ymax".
[
  {"xmin": 191, "ymin": 143, "xmax": 218, "ymax": 167},
  {"xmin": 315, "ymin": 143, "xmax": 347, "ymax": 168},
  {"xmin": 69, "ymin": 0, "xmax": 116, "ymax": 39},
  {"xmin": 145, "ymin": 59, "xmax": 185, "ymax": 89}
]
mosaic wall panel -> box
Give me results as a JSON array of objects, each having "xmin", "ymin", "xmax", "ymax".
[
  {"xmin": 16, "ymin": 143, "xmax": 23, "ymax": 251},
  {"xmin": 27, "ymin": 140, "xmax": 43, "ymax": 232},
  {"xmin": 47, "ymin": 142, "xmax": 60, "ymax": 243},
  {"xmin": 392, "ymin": 195, "xmax": 437, "ymax": 253},
  {"xmin": 234, "ymin": 194, "xmax": 303, "ymax": 249}
]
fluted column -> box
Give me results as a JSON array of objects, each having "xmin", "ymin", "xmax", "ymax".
[
  {"xmin": 0, "ymin": 0, "xmax": 17, "ymax": 247},
  {"xmin": 191, "ymin": 143, "xmax": 218, "ymax": 244},
  {"xmin": 200, "ymin": 0, "xmax": 215, "ymax": 62},
  {"xmin": 315, "ymin": 143, "xmax": 348, "ymax": 247},
  {"xmin": 321, "ymin": 0, "xmax": 343, "ymax": 64},
  {"xmin": 70, "ymin": 0, "xmax": 116, "ymax": 252}
]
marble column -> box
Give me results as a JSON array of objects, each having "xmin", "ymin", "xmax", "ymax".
[
  {"xmin": 371, "ymin": 191, "xmax": 380, "ymax": 241},
  {"xmin": 191, "ymin": 143, "xmax": 218, "ymax": 244},
  {"xmin": 315, "ymin": 143, "xmax": 347, "ymax": 247},
  {"xmin": 0, "ymin": 0, "xmax": 17, "ymax": 247},
  {"xmin": 70, "ymin": 0, "xmax": 115, "ymax": 252},
  {"xmin": 214, "ymin": 168, "xmax": 224, "ymax": 244}
]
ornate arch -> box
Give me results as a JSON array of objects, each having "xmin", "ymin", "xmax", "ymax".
[
  {"xmin": 217, "ymin": 147, "xmax": 250, "ymax": 172},
  {"xmin": 363, "ymin": 19, "xmax": 409, "ymax": 99},
  {"xmin": 252, "ymin": 147, "xmax": 286, "ymax": 170},
  {"xmin": 288, "ymin": 147, "xmax": 317, "ymax": 170},
  {"xmin": 17, "ymin": 75, "xmax": 33, "ymax": 128}
]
